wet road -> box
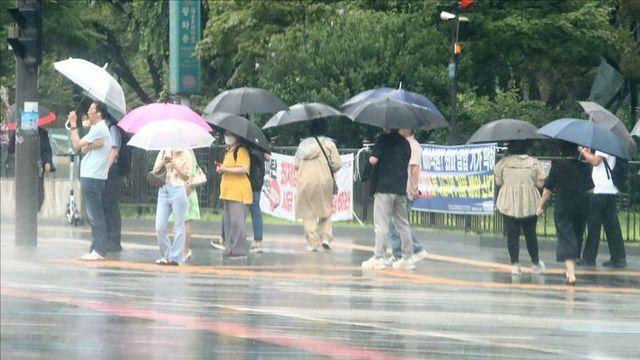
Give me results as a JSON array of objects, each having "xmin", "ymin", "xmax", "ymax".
[{"xmin": 1, "ymin": 222, "xmax": 639, "ymax": 359}]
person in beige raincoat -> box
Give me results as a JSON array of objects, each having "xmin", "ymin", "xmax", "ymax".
[{"xmin": 294, "ymin": 120, "xmax": 342, "ymax": 252}]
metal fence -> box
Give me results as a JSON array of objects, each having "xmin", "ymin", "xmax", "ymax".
[{"xmin": 120, "ymin": 146, "xmax": 640, "ymax": 242}]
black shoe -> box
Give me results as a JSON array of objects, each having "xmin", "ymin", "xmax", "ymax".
[
  {"xmin": 159, "ymin": 259, "xmax": 179, "ymax": 266},
  {"xmin": 576, "ymin": 259, "xmax": 596, "ymax": 267},
  {"xmin": 602, "ymin": 260, "xmax": 627, "ymax": 269}
]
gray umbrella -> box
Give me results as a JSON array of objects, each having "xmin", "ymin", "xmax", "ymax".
[
  {"xmin": 467, "ymin": 119, "xmax": 545, "ymax": 144},
  {"xmin": 579, "ymin": 101, "xmax": 637, "ymax": 156},
  {"xmin": 204, "ymin": 87, "xmax": 287, "ymax": 115},
  {"xmin": 262, "ymin": 102, "xmax": 348, "ymax": 130},
  {"xmin": 204, "ymin": 112, "xmax": 271, "ymax": 153},
  {"xmin": 632, "ymin": 120, "xmax": 639, "ymax": 137},
  {"xmin": 344, "ymin": 99, "xmax": 448, "ymax": 130}
]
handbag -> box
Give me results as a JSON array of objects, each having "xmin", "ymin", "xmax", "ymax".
[
  {"xmin": 147, "ymin": 150, "xmax": 167, "ymax": 188},
  {"xmin": 191, "ymin": 165, "xmax": 207, "ymax": 186},
  {"xmin": 147, "ymin": 167, "xmax": 166, "ymax": 188},
  {"xmin": 314, "ymin": 136, "xmax": 339, "ymax": 195}
]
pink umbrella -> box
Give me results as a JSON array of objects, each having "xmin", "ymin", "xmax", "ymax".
[{"xmin": 117, "ymin": 103, "xmax": 212, "ymax": 133}]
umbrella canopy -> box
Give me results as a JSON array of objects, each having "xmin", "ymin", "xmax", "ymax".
[
  {"xmin": 5, "ymin": 104, "xmax": 56, "ymax": 131},
  {"xmin": 128, "ymin": 119, "xmax": 214, "ymax": 151},
  {"xmin": 53, "ymin": 58, "xmax": 126, "ymax": 119},
  {"xmin": 118, "ymin": 103, "xmax": 212, "ymax": 133},
  {"xmin": 204, "ymin": 112, "xmax": 271, "ymax": 153},
  {"xmin": 344, "ymin": 99, "xmax": 448, "ymax": 130},
  {"xmin": 579, "ymin": 101, "xmax": 637, "ymax": 156},
  {"xmin": 262, "ymin": 102, "xmax": 348, "ymax": 130},
  {"xmin": 467, "ymin": 118, "xmax": 545, "ymax": 144},
  {"xmin": 632, "ymin": 120, "xmax": 640, "ymax": 137},
  {"xmin": 340, "ymin": 87, "xmax": 446, "ymax": 125},
  {"xmin": 537, "ymin": 118, "xmax": 630, "ymax": 159},
  {"xmin": 204, "ymin": 87, "xmax": 287, "ymax": 115}
]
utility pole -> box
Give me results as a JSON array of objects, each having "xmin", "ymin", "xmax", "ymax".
[{"xmin": 7, "ymin": 0, "xmax": 43, "ymax": 246}]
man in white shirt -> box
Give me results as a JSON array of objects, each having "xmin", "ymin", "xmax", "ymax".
[
  {"xmin": 68, "ymin": 102, "xmax": 112, "ymax": 261},
  {"xmin": 579, "ymin": 148, "xmax": 626, "ymax": 268},
  {"xmin": 388, "ymin": 129, "xmax": 428, "ymax": 266}
]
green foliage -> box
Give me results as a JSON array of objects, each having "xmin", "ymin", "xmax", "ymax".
[{"xmin": 257, "ymin": 8, "xmax": 449, "ymax": 147}]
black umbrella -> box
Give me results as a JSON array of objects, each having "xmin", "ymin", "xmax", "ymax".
[
  {"xmin": 579, "ymin": 101, "xmax": 637, "ymax": 156},
  {"xmin": 204, "ymin": 87, "xmax": 287, "ymax": 115},
  {"xmin": 467, "ymin": 119, "xmax": 545, "ymax": 144},
  {"xmin": 537, "ymin": 118, "xmax": 630, "ymax": 159},
  {"xmin": 262, "ymin": 102, "xmax": 348, "ymax": 130},
  {"xmin": 204, "ymin": 112, "xmax": 271, "ymax": 153},
  {"xmin": 344, "ymin": 99, "xmax": 448, "ymax": 130}
]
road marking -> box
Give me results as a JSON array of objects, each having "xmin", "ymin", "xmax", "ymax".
[
  {"xmin": 1, "ymin": 286, "xmax": 418, "ymax": 360},
  {"xmin": 4, "ymin": 224, "xmax": 639, "ymax": 277}
]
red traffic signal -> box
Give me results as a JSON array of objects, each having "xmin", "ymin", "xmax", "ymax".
[{"xmin": 459, "ymin": 0, "xmax": 475, "ymax": 9}]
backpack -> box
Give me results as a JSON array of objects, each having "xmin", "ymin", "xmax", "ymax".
[
  {"xmin": 108, "ymin": 122, "xmax": 132, "ymax": 176},
  {"xmin": 248, "ymin": 151, "xmax": 265, "ymax": 191},
  {"xmin": 603, "ymin": 157, "xmax": 629, "ymax": 192}
]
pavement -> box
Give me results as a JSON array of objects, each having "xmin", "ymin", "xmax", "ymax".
[{"xmin": 1, "ymin": 218, "xmax": 639, "ymax": 359}]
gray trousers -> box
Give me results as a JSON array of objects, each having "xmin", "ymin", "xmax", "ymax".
[
  {"xmin": 223, "ymin": 200, "xmax": 250, "ymax": 256},
  {"xmin": 374, "ymin": 193, "xmax": 413, "ymax": 259}
]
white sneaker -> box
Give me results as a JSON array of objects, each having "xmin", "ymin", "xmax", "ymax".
[
  {"xmin": 511, "ymin": 264, "xmax": 522, "ymax": 275},
  {"xmin": 361, "ymin": 255, "xmax": 386, "ymax": 269},
  {"xmin": 321, "ymin": 240, "xmax": 331, "ymax": 250},
  {"xmin": 307, "ymin": 245, "xmax": 319, "ymax": 252},
  {"xmin": 410, "ymin": 249, "xmax": 429, "ymax": 265},
  {"xmin": 532, "ymin": 261, "xmax": 546, "ymax": 274},
  {"xmin": 210, "ymin": 239, "xmax": 226, "ymax": 251},
  {"xmin": 392, "ymin": 257, "xmax": 416, "ymax": 270},
  {"xmin": 79, "ymin": 250, "xmax": 104, "ymax": 261},
  {"xmin": 384, "ymin": 256, "xmax": 397, "ymax": 267},
  {"xmin": 251, "ymin": 242, "xmax": 263, "ymax": 254}
]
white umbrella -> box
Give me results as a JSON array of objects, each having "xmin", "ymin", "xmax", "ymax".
[
  {"xmin": 53, "ymin": 58, "xmax": 126, "ymax": 120},
  {"xmin": 128, "ymin": 119, "xmax": 214, "ymax": 151}
]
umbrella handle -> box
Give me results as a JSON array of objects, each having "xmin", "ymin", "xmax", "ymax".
[{"xmin": 65, "ymin": 94, "xmax": 88, "ymax": 130}]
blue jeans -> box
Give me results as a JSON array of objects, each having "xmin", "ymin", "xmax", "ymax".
[
  {"xmin": 155, "ymin": 185, "xmax": 188, "ymax": 262},
  {"xmin": 389, "ymin": 197, "xmax": 424, "ymax": 259},
  {"xmin": 81, "ymin": 177, "xmax": 108, "ymax": 256},
  {"xmin": 222, "ymin": 191, "xmax": 264, "ymax": 241},
  {"xmin": 249, "ymin": 191, "xmax": 264, "ymax": 241}
]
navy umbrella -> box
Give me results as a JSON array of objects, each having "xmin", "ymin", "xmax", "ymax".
[
  {"xmin": 537, "ymin": 118, "xmax": 630, "ymax": 159},
  {"xmin": 344, "ymin": 99, "xmax": 448, "ymax": 130},
  {"xmin": 340, "ymin": 86, "xmax": 447, "ymax": 125}
]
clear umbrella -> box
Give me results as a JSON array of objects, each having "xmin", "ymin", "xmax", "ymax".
[{"xmin": 53, "ymin": 58, "xmax": 126, "ymax": 120}]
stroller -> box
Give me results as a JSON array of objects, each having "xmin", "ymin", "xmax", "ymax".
[{"xmin": 62, "ymin": 149, "xmax": 81, "ymax": 226}]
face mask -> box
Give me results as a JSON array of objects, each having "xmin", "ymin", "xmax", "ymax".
[{"xmin": 224, "ymin": 135, "xmax": 236, "ymax": 146}]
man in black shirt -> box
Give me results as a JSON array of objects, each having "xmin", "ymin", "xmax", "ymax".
[{"xmin": 361, "ymin": 130, "xmax": 414, "ymax": 270}]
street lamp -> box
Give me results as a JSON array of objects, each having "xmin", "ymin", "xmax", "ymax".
[{"xmin": 440, "ymin": 2, "xmax": 472, "ymax": 144}]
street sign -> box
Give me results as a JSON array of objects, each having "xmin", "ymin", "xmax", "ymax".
[
  {"xmin": 20, "ymin": 101, "xmax": 38, "ymax": 131},
  {"xmin": 169, "ymin": 0, "xmax": 201, "ymax": 95}
]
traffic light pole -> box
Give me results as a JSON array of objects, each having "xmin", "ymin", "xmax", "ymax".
[
  {"xmin": 448, "ymin": 17, "xmax": 460, "ymax": 145},
  {"xmin": 10, "ymin": 0, "xmax": 42, "ymax": 246}
]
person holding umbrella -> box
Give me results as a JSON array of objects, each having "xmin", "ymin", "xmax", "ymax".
[
  {"xmin": 537, "ymin": 141, "xmax": 594, "ymax": 285},
  {"xmin": 216, "ymin": 131, "xmax": 253, "ymax": 258},
  {"xmin": 151, "ymin": 148, "xmax": 193, "ymax": 266},
  {"xmin": 495, "ymin": 141, "xmax": 546, "ymax": 275},
  {"xmin": 294, "ymin": 119, "xmax": 342, "ymax": 251},
  {"xmin": 68, "ymin": 102, "xmax": 112, "ymax": 261}
]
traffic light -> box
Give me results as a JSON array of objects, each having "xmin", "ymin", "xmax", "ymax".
[
  {"xmin": 459, "ymin": 0, "xmax": 475, "ymax": 9},
  {"xmin": 454, "ymin": 42, "xmax": 462, "ymax": 55},
  {"xmin": 7, "ymin": 0, "xmax": 42, "ymax": 67}
]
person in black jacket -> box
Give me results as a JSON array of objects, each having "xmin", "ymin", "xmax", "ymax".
[
  {"xmin": 361, "ymin": 129, "xmax": 414, "ymax": 270},
  {"xmin": 8, "ymin": 128, "xmax": 55, "ymax": 212}
]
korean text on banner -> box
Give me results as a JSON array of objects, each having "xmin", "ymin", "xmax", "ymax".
[
  {"xmin": 413, "ymin": 143, "xmax": 497, "ymax": 215},
  {"xmin": 260, "ymin": 153, "xmax": 354, "ymax": 221}
]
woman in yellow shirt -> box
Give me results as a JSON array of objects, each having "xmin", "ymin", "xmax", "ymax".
[{"xmin": 217, "ymin": 131, "xmax": 253, "ymax": 257}]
